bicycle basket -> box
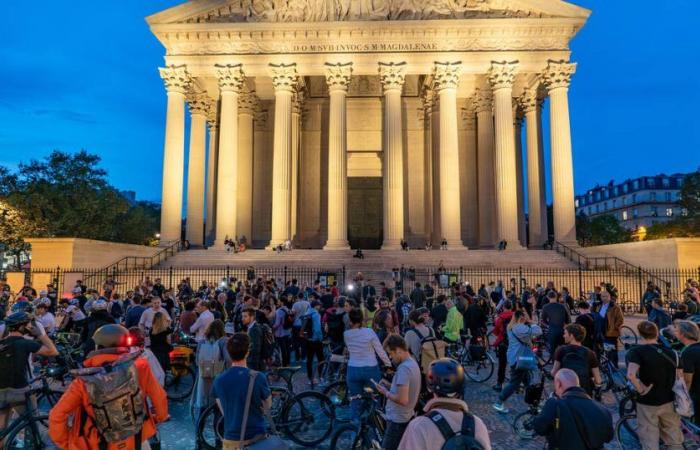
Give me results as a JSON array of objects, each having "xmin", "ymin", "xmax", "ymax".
[
  {"xmin": 524, "ymin": 384, "xmax": 544, "ymax": 405},
  {"xmin": 169, "ymin": 345, "xmax": 193, "ymax": 366},
  {"xmin": 468, "ymin": 344, "xmax": 487, "ymax": 361}
]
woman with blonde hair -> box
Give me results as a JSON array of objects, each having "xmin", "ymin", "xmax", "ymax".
[{"xmin": 149, "ymin": 311, "xmax": 173, "ymax": 372}]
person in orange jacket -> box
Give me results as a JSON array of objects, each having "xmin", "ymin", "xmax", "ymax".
[{"xmin": 49, "ymin": 324, "xmax": 168, "ymax": 450}]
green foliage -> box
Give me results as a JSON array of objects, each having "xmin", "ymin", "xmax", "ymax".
[
  {"xmin": 679, "ymin": 171, "xmax": 700, "ymax": 217},
  {"xmin": 576, "ymin": 213, "xmax": 631, "ymax": 246},
  {"xmin": 0, "ymin": 150, "xmax": 160, "ymax": 247},
  {"xmin": 0, "ymin": 201, "xmax": 46, "ymax": 264}
]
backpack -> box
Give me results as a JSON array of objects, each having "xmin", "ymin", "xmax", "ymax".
[
  {"xmin": 427, "ymin": 410, "xmax": 483, "ymax": 450},
  {"xmin": 326, "ymin": 311, "xmax": 345, "ymax": 342},
  {"xmin": 197, "ymin": 340, "xmax": 225, "ymax": 379},
  {"xmin": 282, "ymin": 308, "xmax": 295, "ymax": 330},
  {"xmin": 685, "ymin": 300, "xmax": 698, "ymax": 315},
  {"xmin": 300, "ymin": 313, "xmax": 314, "ymax": 339},
  {"xmin": 0, "ymin": 337, "xmax": 30, "ymax": 389},
  {"xmin": 72, "ymin": 350, "xmax": 145, "ymax": 444},
  {"xmin": 560, "ymin": 346, "xmax": 592, "ymax": 392},
  {"xmin": 412, "ymin": 327, "xmax": 446, "ymax": 374},
  {"xmin": 259, "ymin": 324, "xmax": 275, "ymax": 360}
]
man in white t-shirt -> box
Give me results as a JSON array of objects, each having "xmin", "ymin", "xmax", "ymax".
[
  {"xmin": 190, "ymin": 300, "xmax": 215, "ymax": 342},
  {"xmin": 138, "ymin": 297, "xmax": 171, "ymax": 335}
]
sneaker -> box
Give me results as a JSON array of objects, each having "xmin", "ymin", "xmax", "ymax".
[
  {"xmin": 492, "ymin": 402, "xmax": 509, "ymax": 414},
  {"xmin": 492, "ymin": 384, "xmax": 502, "ymax": 392}
]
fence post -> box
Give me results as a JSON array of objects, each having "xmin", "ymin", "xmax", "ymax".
[
  {"xmin": 343, "ymin": 265, "xmax": 347, "ymax": 287},
  {"xmin": 226, "ymin": 265, "xmax": 230, "ymax": 283},
  {"xmin": 169, "ymin": 267, "xmax": 174, "ymax": 290},
  {"xmin": 284, "ymin": 266, "xmax": 288, "ymax": 283},
  {"xmin": 637, "ymin": 266, "xmax": 644, "ymax": 313},
  {"xmin": 518, "ymin": 266, "xmax": 523, "ymax": 296},
  {"xmin": 460, "ymin": 266, "xmax": 464, "ymax": 284},
  {"xmin": 578, "ymin": 265, "xmax": 583, "ymax": 299}
]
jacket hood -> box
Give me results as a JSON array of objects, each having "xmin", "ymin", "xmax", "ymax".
[{"xmin": 83, "ymin": 347, "xmax": 131, "ymax": 368}]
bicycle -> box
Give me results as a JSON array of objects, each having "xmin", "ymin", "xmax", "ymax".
[
  {"xmin": 512, "ymin": 366, "xmax": 552, "ymax": 439},
  {"xmin": 165, "ymin": 334, "xmax": 197, "ymax": 401},
  {"xmin": 329, "ymin": 387, "xmax": 387, "ymax": 450},
  {"xmin": 446, "ymin": 335, "xmax": 495, "ymax": 383},
  {"xmin": 266, "ymin": 365, "xmax": 304, "ymax": 393},
  {"xmin": 196, "ymin": 386, "xmax": 334, "ymax": 448},
  {"xmin": 0, "ymin": 385, "xmax": 54, "ymax": 449},
  {"xmin": 598, "ymin": 343, "xmax": 629, "ymax": 401},
  {"xmin": 620, "ymin": 325, "xmax": 639, "ymax": 347}
]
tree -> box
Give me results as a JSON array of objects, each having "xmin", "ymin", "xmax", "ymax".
[
  {"xmin": 0, "ymin": 201, "xmax": 46, "ymax": 266},
  {"xmin": 576, "ymin": 213, "xmax": 631, "ymax": 246},
  {"xmin": 0, "ymin": 150, "xmax": 160, "ymax": 247},
  {"xmin": 679, "ymin": 171, "xmax": 700, "ymax": 218}
]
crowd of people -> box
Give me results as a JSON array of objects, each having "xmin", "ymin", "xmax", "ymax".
[{"xmin": 1, "ymin": 273, "xmax": 700, "ymax": 449}]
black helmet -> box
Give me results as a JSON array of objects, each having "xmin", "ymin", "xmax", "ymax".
[
  {"xmin": 4, "ymin": 312, "xmax": 31, "ymax": 330},
  {"xmin": 426, "ymin": 358, "xmax": 464, "ymax": 397},
  {"xmin": 92, "ymin": 324, "xmax": 129, "ymax": 349}
]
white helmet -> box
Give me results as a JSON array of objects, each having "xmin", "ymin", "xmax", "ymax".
[
  {"xmin": 35, "ymin": 298, "xmax": 51, "ymax": 308},
  {"xmin": 91, "ymin": 299, "xmax": 109, "ymax": 311}
]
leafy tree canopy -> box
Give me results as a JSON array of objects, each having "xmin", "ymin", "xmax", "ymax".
[
  {"xmin": 576, "ymin": 212, "xmax": 631, "ymax": 246},
  {"xmin": 0, "ymin": 150, "xmax": 160, "ymax": 254}
]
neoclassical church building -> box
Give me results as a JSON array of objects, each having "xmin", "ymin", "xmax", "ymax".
[{"xmin": 148, "ymin": 0, "xmax": 589, "ymax": 250}]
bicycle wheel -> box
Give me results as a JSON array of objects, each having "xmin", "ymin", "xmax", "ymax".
[
  {"xmin": 195, "ymin": 403, "xmax": 224, "ymax": 450},
  {"xmin": 330, "ymin": 423, "xmax": 363, "ymax": 450},
  {"xmin": 463, "ymin": 352, "xmax": 495, "ymax": 383},
  {"xmin": 281, "ymin": 390, "xmax": 335, "ymax": 447},
  {"xmin": 616, "ymin": 415, "xmax": 640, "ymax": 449},
  {"xmin": 512, "ymin": 411, "xmax": 537, "ymax": 439},
  {"xmin": 619, "ymin": 396, "xmax": 637, "ymax": 419},
  {"xmin": 36, "ymin": 389, "xmax": 64, "ymax": 413},
  {"xmin": 4, "ymin": 415, "xmax": 53, "ymax": 450},
  {"xmin": 165, "ymin": 365, "xmax": 196, "ymax": 401},
  {"xmin": 324, "ymin": 380, "xmax": 351, "ymax": 421},
  {"xmin": 620, "ymin": 326, "xmax": 638, "ymax": 347}
]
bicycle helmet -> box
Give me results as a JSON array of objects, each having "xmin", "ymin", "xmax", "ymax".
[
  {"xmin": 11, "ymin": 300, "xmax": 32, "ymax": 313},
  {"xmin": 91, "ymin": 299, "xmax": 109, "ymax": 311},
  {"xmin": 35, "ymin": 298, "xmax": 51, "ymax": 308},
  {"xmin": 426, "ymin": 358, "xmax": 465, "ymax": 397},
  {"xmin": 4, "ymin": 311, "xmax": 31, "ymax": 330},
  {"xmin": 92, "ymin": 324, "xmax": 129, "ymax": 348}
]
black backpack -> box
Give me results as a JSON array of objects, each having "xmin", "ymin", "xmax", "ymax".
[
  {"xmin": 560, "ymin": 346, "xmax": 592, "ymax": 392},
  {"xmin": 282, "ymin": 308, "xmax": 295, "ymax": 330},
  {"xmin": 326, "ymin": 311, "xmax": 345, "ymax": 341},
  {"xmin": 300, "ymin": 313, "xmax": 314, "ymax": 339},
  {"xmin": 427, "ymin": 410, "xmax": 483, "ymax": 450}
]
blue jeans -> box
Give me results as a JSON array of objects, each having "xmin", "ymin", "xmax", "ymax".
[
  {"xmin": 499, "ymin": 366, "xmax": 532, "ymax": 403},
  {"xmin": 347, "ymin": 365, "xmax": 381, "ymax": 418}
]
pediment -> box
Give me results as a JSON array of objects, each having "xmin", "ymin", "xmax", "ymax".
[{"xmin": 147, "ymin": 0, "xmax": 590, "ymax": 25}]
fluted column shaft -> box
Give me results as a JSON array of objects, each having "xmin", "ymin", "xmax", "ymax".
[
  {"xmin": 514, "ymin": 113, "xmax": 526, "ymax": 246},
  {"xmin": 521, "ymin": 89, "xmax": 548, "ymax": 247},
  {"xmin": 324, "ymin": 62, "xmax": 352, "ymax": 249},
  {"xmin": 544, "ymin": 61, "xmax": 578, "ymax": 245},
  {"xmin": 214, "ymin": 64, "xmax": 244, "ymax": 247},
  {"xmin": 158, "ymin": 66, "xmax": 191, "ymax": 243},
  {"xmin": 431, "ymin": 101, "xmax": 441, "ymax": 246},
  {"xmin": 185, "ymin": 96, "xmax": 208, "ymax": 246},
  {"xmin": 433, "ymin": 62, "xmax": 463, "ymax": 248},
  {"xmin": 379, "ymin": 62, "xmax": 406, "ymax": 249},
  {"xmin": 205, "ymin": 122, "xmax": 218, "ymax": 244},
  {"xmin": 290, "ymin": 92, "xmax": 303, "ymax": 242},
  {"xmin": 421, "ymin": 91, "xmax": 434, "ymax": 244},
  {"xmin": 237, "ymin": 93, "xmax": 255, "ymax": 242},
  {"xmin": 268, "ymin": 63, "xmax": 297, "ymax": 248},
  {"xmin": 489, "ymin": 61, "xmax": 521, "ymax": 248},
  {"xmin": 475, "ymin": 89, "xmax": 495, "ymax": 247}
]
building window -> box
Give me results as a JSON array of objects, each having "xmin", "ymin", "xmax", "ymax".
[
  {"xmin": 622, "ymin": 196, "xmax": 627, "ymax": 206},
  {"xmin": 595, "ymin": 204, "xmax": 599, "ymax": 213},
  {"xmin": 623, "ymin": 184, "xmax": 629, "ymax": 193},
  {"xmin": 633, "ymin": 208, "xmax": 638, "ymax": 218},
  {"xmin": 682, "ymin": 208, "xmax": 688, "ymax": 216},
  {"xmin": 651, "ymin": 206, "xmax": 658, "ymax": 217},
  {"xmin": 603, "ymin": 201, "xmax": 608, "ymax": 211},
  {"xmin": 666, "ymin": 208, "xmax": 673, "ymax": 217},
  {"xmin": 594, "ymin": 192, "xmax": 599, "ymax": 201},
  {"xmin": 665, "ymin": 192, "xmax": 672, "ymax": 201},
  {"xmin": 622, "ymin": 210, "xmax": 628, "ymax": 221},
  {"xmin": 633, "ymin": 180, "xmax": 639, "ymax": 189},
  {"xmin": 613, "ymin": 187, "xmax": 619, "ymax": 196},
  {"xmin": 587, "ymin": 207, "xmax": 592, "ymax": 215},
  {"xmin": 650, "ymin": 192, "xmax": 656, "ymax": 201},
  {"xmin": 647, "ymin": 178, "xmax": 655, "ymax": 187},
  {"xmin": 662, "ymin": 178, "xmax": 670, "ymax": 188},
  {"xmin": 632, "ymin": 193, "xmax": 637, "ymax": 203},
  {"xmin": 676, "ymin": 191, "xmax": 682, "ymax": 199}
]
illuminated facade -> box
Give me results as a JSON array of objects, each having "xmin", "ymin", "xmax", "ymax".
[{"xmin": 149, "ymin": 0, "xmax": 590, "ymax": 250}]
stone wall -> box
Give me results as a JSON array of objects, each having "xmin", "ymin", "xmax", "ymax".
[
  {"xmin": 581, "ymin": 238, "xmax": 700, "ymax": 269},
  {"xmin": 27, "ymin": 238, "xmax": 159, "ymax": 269}
]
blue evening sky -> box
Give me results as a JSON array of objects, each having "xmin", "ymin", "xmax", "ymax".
[{"xmin": 1, "ymin": 1, "xmax": 698, "ymax": 203}]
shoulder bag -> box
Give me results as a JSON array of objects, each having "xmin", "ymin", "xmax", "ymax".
[
  {"xmin": 656, "ymin": 347, "xmax": 694, "ymax": 418},
  {"xmin": 239, "ymin": 370, "xmax": 289, "ymax": 450},
  {"xmin": 512, "ymin": 327, "xmax": 538, "ymax": 371}
]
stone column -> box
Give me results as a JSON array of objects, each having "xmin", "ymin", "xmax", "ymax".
[
  {"xmin": 519, "ymin": 88, "xmax": 548, "ymax": 247},
  {"xmin": 433, "ymin": 61, "xmax": 463, "ymax": 248},
  {"xmin": 324, "ymin": 62, "xmax": 352, "ymax": 250},
  {"xmin": 268, "ymin": 63, "xmax": 297, "ymax": 248},
  {"xmin": 488, "ymin": 61, "xmax": 522, "ymax": 249},
  {"xmin": 213, "ymin": 64, "xmax": 245, "ymax": 247},
  {"xmin": 236, "ymin": 91, "xmax": 256, "ymax": 243},
  {"xmin": 543, "ymin": 60, "xmax": 578, "ymax": 245},
  {"xmin": 185, "ymin": 91, "xmax": 209, "ymax": 246},
  {"xmin": 461, "ymin": 101, "xmax": 479, "ymax": 247},
  {"xmin": 430, "ymin": 94, "xmax": 441, "ymax": 247},
  {"xmin": 158, "ymin": 65, "xmax": 191, "ymax": 243},
  {"xmin": 290, "ymin": 89, "xmax": 304, "ymax": 242},
  {"xmin": 514, "ymin": 102, "xmax": 526, "ymax": 246},
  {"xmin": 205, "ymin": 103, "xmax": 219, "ymax": 245},
  {"xmin": 379, "ymin": 62, "xmax": 407, "ymax": 249},
  {"xmin": 421, "ymin": 89, "xmax": 434, "ymax": 244},
  {"xmin": 474, "ymin": 88, "xmax": 495, "ymax": 248}
]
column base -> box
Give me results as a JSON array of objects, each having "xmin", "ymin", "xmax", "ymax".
[
  {"xmin": 323, "ymin": 240, "xmax": 350, "ymax": 250},
  {"xmin": 265, "ymin": 240, "xmax": 286, "ymax": 251},
  {"xmin": 381, "ymin": 240, "xmax": 402, "ymax": 250}
]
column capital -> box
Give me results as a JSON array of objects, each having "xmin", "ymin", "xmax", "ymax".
[
  {"xmin": 254, "ymin": 106, "xmax": 269, "ymax": 130},
  {"xmin": 292, "ymin": 88, "xmax": 306, "ymax": 115},
  {"xmin": 324, "ymin": 62, "xmax": 353, "ymax": 92},
  {"xmin": 215, "ymin": 64, "xmax": 245, "ymax": 93},
  {"xmin": 159, "ymin": 65, "xmax": 191, "ymax": 94},
  {"xmin": 462, "ymin": 99, "xmax": 476, "ymax": 130},
  {"xmin": 238, "ymin": 91, "xmax": 258, "ymax": 115},
  {"xmin": 432, "ymin": 61, "xmax": 461, "ymax": 91},
  {"xmin": 512, "ymin": 99, "xmax": 524, "ymax": 127},
  {"xmin": 269, "ymin": 63, "xmax": 298, "ymax": 92},
  {"xmin": 420, "ymin": 87, "xmax": 434, "ymax": 116},
  {"xmin": 488, "ymin": 61, "xmax": 519, "ymax": 91},
  {"xmin": 542, "ymin": 60, "xmax": 577, "ymax": 91},
  {"xmin": 517, "ymin": 87, "xmax": 541, "ymax": 113},
  {"xmin": 473, "ymin": 88, "xmax": 493, "ymax": 114},
  {"xmin": 187, "ymin": 90, "xmax": 210, "ymax": 117},
  {"xmin": 378, "ymin": 62, "xmax": 407, "ymax": 93}
]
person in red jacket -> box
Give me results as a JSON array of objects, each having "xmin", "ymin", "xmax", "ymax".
[
  {"xmin": 49, "ymin": 324, "xmax": 168, "ymax": 450},
  {"xmin": 492, "ymin": 301, "xmax": 514, "ymax": 392}
]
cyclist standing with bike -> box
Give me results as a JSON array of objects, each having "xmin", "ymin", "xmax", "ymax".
[
  {"xmin": 593, "ymin": 290, "xmax": 623, "ymax": 367},
  {"xmin": 0, "ymin": 312, "xmax": 58, "ymax": 436}
]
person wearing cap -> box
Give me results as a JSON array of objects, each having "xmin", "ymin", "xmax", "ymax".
[
  {"xmin": 34, "ymin": 299, "xmax": 56, "ymax": 334},
  {"xmin": 0, "ymin": 312, "xmax": 58, "ymax": 435},
  {"xmin": 397, "ymin": 358, "xmax": 491, "ymax": 450},
  {"xmin": 49, "ymin": 324, "xmax": 168, "ymax": 450},
  {"xmin": 82, "ymin": 299, "xmax": 116, "ymax": 353},
  {"xmin": 71, "ymin": 285, "xmax": 87, "ymax": 313},
  {"xmin": 59, "ymin": 296, "xmax": 87, "ymax": 332}
]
